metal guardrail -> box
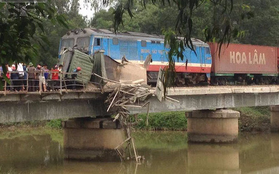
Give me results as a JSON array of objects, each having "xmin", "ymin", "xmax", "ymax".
[{"xmin": 0, "ymin": 70, "xmax": 86, "ymax": 94}]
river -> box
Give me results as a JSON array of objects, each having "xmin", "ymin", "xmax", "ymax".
[{"xmin": 0, "ymin": 128, "xmax": 278, "ymax": 174}]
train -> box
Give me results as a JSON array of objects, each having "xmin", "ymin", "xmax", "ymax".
[{"xmin": 58, "ymin": 28, "xmax": 279, "ymax": 86}]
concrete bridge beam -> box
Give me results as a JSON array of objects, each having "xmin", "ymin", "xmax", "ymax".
[
  {"xmin": 0, "ymin": 100, "xmax": 107, "ymax": 123},
  {"xmin": 187, "ymin": 109, "xmax": 240, "ymax": 143},
  {"xmin": 63, "ymin": 118, "xmax": 125, "ymax": 161},
  {"xmin": 270, "ymin": 106, "xmax": 279, "ymax": 132}
]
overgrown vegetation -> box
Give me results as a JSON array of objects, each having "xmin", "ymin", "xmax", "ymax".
[
  {"xmin": 93, "ymin": 1, "xmax": 279, "ymax": 47},
  {"xmin": 46, "ymin": 119, "xmax": 62, "ymax": 129},
  {"xmin": 236, "ymin": 107, "xmax": 270, "ymax": 132},
  {"xmin": 135, "ymin": 111, "xmax": 187, "ymax": 131},
  {"xmin": 0, "ymin": 120, "xmax": 63, "ymax": 129},
  {"xmin": 236, "ymin": 107, "xmax": 270, "ymax": 117},
  {"xmin": 134, "ymin": 107, "xmax": 271, "ymax": 132}
]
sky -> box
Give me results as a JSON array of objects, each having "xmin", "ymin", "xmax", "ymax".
[
  {"xmin": 78, "ymin": 0, "xmax": 112, "ymax": 20},
  {"xmin": 79, "ymin": 1, "xmax": 95, "ymax": 19}
]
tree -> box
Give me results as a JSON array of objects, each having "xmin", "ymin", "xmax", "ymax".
[
  {"xmin": 91, "ymin": 8, "xmax": 115, "ymax": 29},
  {"xmin": 0, "ymin": 1, "xmax": 68, "ymax": 82},
  {"xmin": 237, "ymin": 0, "xmax": 279, "ymax": 46},
  {"xmin": 35, "ymin": 0, "xmax": 88, "ymax": 67}
]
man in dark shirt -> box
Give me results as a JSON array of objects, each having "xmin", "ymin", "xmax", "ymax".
[{"xmin": 11, "ymin": 65, "xmax": 19, "ymax": 91}]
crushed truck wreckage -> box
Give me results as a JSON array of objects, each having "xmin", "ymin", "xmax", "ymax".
[{"xmin": 59, "ymin": 48, "xmax": 176, "ymax": 162}]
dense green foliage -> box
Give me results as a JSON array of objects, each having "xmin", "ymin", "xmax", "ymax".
[
  {"xmin": 0, "ymin": 0, "xmax": 87, "ymax": 71},
  {"xmin": 135, "ymin": 111, "xmax": 187, "ymax": 130},
  {"xmin": 236, "ymin": 107, "xmax": 270, "ymax": 117},
  {"xmin": 34, "ymin": 0, "xmax": 87, "ymax": 67},
  {"xmin": 236, "ymin": 107, "xmax": 270, "ymax": 132},
  {"xmin": 0, "ymin": 2, "xmax": 67, "ymax": 70},
  {"xmin": 92, "ymin": 1, "xmax": 279, "ymax": 47},
  {"xmin": 46, "ymin": 119, "xmax": 62, "ymax": 129}
]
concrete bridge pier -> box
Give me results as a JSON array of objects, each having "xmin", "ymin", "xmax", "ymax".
[
  {"xmin": 270, "ymin": 106, "xmax": 279, "ymax": 132},
  {"xmin": 63, "ymin": 117, "xmax": 125, "ymax": 161},
  {"xmin": 187, "ymin": 109, "xmax": 240, "ymax": 143}
]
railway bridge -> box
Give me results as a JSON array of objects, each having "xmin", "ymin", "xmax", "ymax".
[{"xmin": 1, "ymin": 85, "xmax": 279, "ymax": 160}]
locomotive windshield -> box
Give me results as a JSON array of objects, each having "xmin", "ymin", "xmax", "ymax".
[
  {"xmin": 61, "ymin": 38, "xmax": 74, "ymax": 49},
  {"xmin": 76, "ymin": 37, "xmax": 90, "ymax": 49}
]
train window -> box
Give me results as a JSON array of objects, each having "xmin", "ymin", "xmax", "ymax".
[
  {"xmin": 141, "ymin": 40, "xmax": 147, "ymax": 47},
  {"xmin": 61, "ymin": 39, "xmax": 74, "ymax": 48},
  {"xmin": 205, "ymin": 47, "xmax": 210, "ymax": 54},
  {"xmin": 94, "ymin": 38, "xmax": 101, "ymax": 46},
  {"xmin": 113, "ymin": 38, "xmax": 118, "ymax": 45},
  {"xmin": 76, "ymin": 37, "xmax": 90, "ymax": 49},
  {"xmin": 151, "ymin": 40, "xmax": 160, "ymax": 44}
]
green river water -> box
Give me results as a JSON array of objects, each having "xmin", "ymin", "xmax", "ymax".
[{"xmin": 0, "ymin": 128, "xmax": 278, "ymax": 174}]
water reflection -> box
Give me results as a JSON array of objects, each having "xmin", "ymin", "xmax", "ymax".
[
  {"xmin": 238, "ymin": 133, "xmax": 279, "ymax": 174},
  {"xmin": 0, "ymin": 134, "xmax": 63, "ymax": 174},
  {"xmin": 271, "ymin": 134, "xmax": 279, "ymax": 159},
  {"xmin": 0, "ymin": 131, "xmax": 278, "ymax": 174},
  {"xmin": 187, "ymin": 144, "xmax": 240, "ymax": 174}
]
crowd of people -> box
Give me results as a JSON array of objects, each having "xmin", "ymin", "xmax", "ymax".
[{"xmin": 0, "ymin": 63, "xmax": 82, "ymax": 92}]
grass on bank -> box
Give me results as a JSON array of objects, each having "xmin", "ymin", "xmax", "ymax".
[
  {"xmin": 0, "ymin": 119, "xmax": 63, "ymax": 129},
  {"xmin": 235, "ymin": 106, "xmax": 270, "ymax": 132},
  {"xmin": 135, "ymin": 111, "xmax": 187, "ymax": 131},
  {"xmin": 235, "ymin": 107, "xmax": 270, "ymax": 117}
]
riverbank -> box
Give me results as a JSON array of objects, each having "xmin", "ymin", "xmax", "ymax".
[
  {"xmin": 0, "ymin": 107, "xmax": 271, "ymax": 132},
  {"xmin": 237, "ymin": 107, "xmax": 270, "ymax": 132},
  {"xmin": 135, "ymin": 107, "xmax": 271, "ymax": 132}
]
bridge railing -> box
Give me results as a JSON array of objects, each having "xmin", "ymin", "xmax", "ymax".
[{"xmin": 0, "ymin": 70, "xmax": 89, "ymax": 94}]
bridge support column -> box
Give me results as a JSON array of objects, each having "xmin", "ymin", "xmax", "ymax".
[
  {"xmin": 63, "ymin": 118, "xmax": 125, "ymax": 161},
  {"xmin": 270, "ymin": 106, "xmax": 279, "ymax": 132},
  {"xmin": 187, "ymin": 109, "xmax": 240, "ymax": 143}
]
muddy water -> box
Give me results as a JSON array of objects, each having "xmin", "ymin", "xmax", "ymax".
[{"xmin": 0, "ymin": 129, "xmax": 278, "ymax": 174}]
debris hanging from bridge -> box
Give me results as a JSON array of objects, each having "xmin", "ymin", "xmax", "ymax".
[{"xmin": 105, "ymin": 81, "xmax": 152, "ymax": 163}]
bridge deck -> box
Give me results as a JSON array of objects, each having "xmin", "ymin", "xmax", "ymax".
[
  {"xmin": 0, "ymin": 85, "xmax": 278, "ymax": 102},
  {"xmin": 1, "ymin": 85, "xmax": 279, "ymax": 123},
  {"xmin": 166, "ymin": 85, "xmax": 279, "ymax": 95}
]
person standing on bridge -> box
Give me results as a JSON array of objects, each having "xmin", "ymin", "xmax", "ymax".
[
  {"xmin": 5, "ymin": 64, "xmax": 12, "ymax": 91},
  {"xmin": 28, "ymin": 62, "xmax": 36, "ymax": 92},
  {"xmin": 10, "ymin": 65, "xmax": 19, "ymax": 91},
  {"xmin": 43, "ymin": 65, "xmax": 49, "ymax": 91},
  {"xmin": 71, "ymin": 67, "xmax": 81, "ymax": 89},
  {"xmin": 51, "ymin": 65, "xmax": 59, "ymax": 90},
  {"xmin": 23, "ymin": 63, "xmax": 27, "ymax": 91},
  {"xmin": 37, "ymin": 64, "xmax": 46, "ymax": 92},
  {"xmin": 17, "ymin": 63, "xmax": 24, "ymax": 91}
]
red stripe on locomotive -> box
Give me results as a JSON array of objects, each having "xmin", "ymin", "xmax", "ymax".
[{"xmin": 147, "ymin": 65, "xmax": 211, "ymax": 73}]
